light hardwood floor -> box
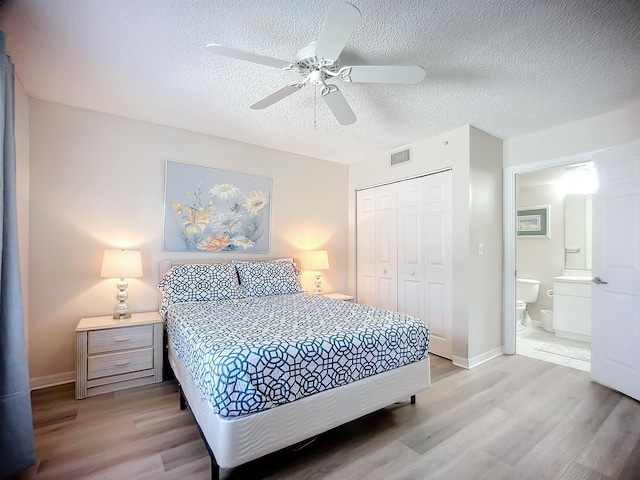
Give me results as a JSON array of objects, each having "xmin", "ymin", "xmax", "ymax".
[{"xmin": 29, "ymin": 354, "xmax": 640, "ymax": 479}]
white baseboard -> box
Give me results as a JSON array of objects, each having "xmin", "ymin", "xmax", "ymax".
[
  {"xmin": 30, "ymin": 371, "xmax": 75, "ymax": 391},
  {"xmin": 452, "ymin": 346, "xmax": 504, "ymax": 370}
]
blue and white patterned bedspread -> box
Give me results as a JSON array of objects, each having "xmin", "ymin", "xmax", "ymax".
[{"xmin": 166, "ymin": 293, "xmax": 429, "ymax": 417}]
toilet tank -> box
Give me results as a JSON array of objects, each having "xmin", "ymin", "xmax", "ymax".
[{"xmin": 516, "ymin": 278, "xmax": 540, "ymax": 303}]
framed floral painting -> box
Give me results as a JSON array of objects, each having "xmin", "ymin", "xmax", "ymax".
[{"xmin": 163, "ymin": 160, "xmax": 272, "ymax": 252}]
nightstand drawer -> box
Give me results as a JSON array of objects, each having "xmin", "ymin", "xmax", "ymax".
[
  {"xmin": 88, "ymin": 324, "xmax": 153, "ymax": 354},
  {"xmin": 88, "ymin": 348, "xmax": 153, "ymax": 380}
]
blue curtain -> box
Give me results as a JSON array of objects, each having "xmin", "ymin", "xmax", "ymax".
[{"xmin": 0, "ymin": 30, "xmax": 36, "ymax": 478}]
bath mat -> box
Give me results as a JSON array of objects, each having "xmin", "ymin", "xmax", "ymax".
[{"xmin": 534, "ymin": 343, "xmax": 590, "ymax": 362}]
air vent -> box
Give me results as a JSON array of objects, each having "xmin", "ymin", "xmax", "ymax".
[{"xmin": 390, "ymin": 148, "xmax": 411, "ymax": 167}]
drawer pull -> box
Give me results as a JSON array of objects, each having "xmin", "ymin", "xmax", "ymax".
[
  {"xmin": 113, "ymin": 336, "xmax": 131, "ymax": 342},
  {"xmin": 112, "ymin": 360, "xmax": 131, "ymax": 366}
]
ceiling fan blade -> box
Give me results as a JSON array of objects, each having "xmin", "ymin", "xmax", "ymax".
[
  {"xmin": 314, "ymin": 2, "xmax": 361, "ymax": 62},
  {"xmin": 340, "ymin": 65, "xmax": 426, "ymax": 84},
  {"xmin": 250, "ymin": 83, "xmax": 303, "ymax": 110},
  {"xmin": 206, "ymin": 44, "xmax": 291, "ymax": 70},
  {"xmin": 321, "ymin": 85, "xmax": 356, "ymax": 125}
]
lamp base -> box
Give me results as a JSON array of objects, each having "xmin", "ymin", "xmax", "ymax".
[
  {"xmin": 314, "ymin": 271, "xmax": 323, "ymax": 294},
  {"xmin": 113, "ymin": 278, "xmax": 131, "ymax": 320}
]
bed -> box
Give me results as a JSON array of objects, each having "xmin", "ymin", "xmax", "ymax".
[{"xmin": 158, "ymin": 258, "xmax": 431, "ymax": 479}]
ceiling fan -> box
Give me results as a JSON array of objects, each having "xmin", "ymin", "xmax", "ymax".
[{"xmin": 206, "ymin": 2, "xmax": 426, "ymax": 126}]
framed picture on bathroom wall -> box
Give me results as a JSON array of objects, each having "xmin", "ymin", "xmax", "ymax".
[{"xmin": 517, "ymin": 205, "xmax": 550, "ymax": 237}]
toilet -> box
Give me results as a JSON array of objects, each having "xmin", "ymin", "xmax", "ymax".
[{"xmin": 516, "ymin": 278, "xmax": 540, "ymax": 330}]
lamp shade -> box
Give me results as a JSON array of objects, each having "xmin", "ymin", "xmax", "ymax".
[
  {"xmin": 100, "ymin": 249, "xmax": 143, "ymax": 278},
  {"xmin": 304, "ymin": 250, "xmax": 329, "ymax": 270}
]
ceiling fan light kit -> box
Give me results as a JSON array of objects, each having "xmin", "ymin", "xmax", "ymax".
[
  {"xmin": 309, "ymin": 70, "xmax": 325, "ymax": 87},
  {"xmin": 206, "ymin": 2, "xmax": 426, "ymax": 126}
]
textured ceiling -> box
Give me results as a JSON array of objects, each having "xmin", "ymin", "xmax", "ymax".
[{"xmin": 1, "ymin": 0, "xmax": 639, "ymax": 164}]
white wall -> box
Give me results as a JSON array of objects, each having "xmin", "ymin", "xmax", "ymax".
[
  {"xmin": 349, "ymin": 125, "xmax": 503, "ymax": 365},
  {"xmin": 28, "ymin": 99, "xmax": 349, "ymax": 382},
  {"xmin": 468, "ymin": 127, "xmax": 503, "ymax": 360},
  {"xmin": 504, "ymin": 99, "xmax": 640, "ymax": 166},
  {"xmin": 15, "ymin": 74, "xmax": 30, "ymax": 351}
]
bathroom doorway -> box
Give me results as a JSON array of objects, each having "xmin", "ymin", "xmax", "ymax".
[{"xmin": 504, "ymin": 152, "xmax": 598, "ymax": 372}]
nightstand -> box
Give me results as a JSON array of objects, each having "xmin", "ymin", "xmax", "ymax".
[
  {"xmin": 323, "ymin": 293, "xmax": 355, "ymax": 302},
  {"xmin": 76, "ymin": 312, "xmax": 163, "ymax": 400}
]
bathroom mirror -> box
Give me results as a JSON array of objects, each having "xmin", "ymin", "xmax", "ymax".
[{"xmin": 564, "ymin": 194, "xmax": 592, "ymax": 270}]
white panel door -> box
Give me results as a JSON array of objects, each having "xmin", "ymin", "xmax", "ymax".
[
  {"xmin": 356, "ymin": 189, "xmax": 377, "ymax": 307},
  {"xmin": 591, "ymin": 139, "xmax": 640, "ymax": 401},
  {"xmin": 397, "ymin": 177, "xmax": 426, "ymax": 321},
  {"xmin": 375, "ymin": 184, "xmax": 398, "ymax": 311},
  {"xmin": 423, "ymin": 171, "xmax": 453, "ymax": 359},
  {"xmin": 397, "ymin": 172, "xmax": 453, "ymax": 359},
  {"xmin": 357, "ymin": 173, "xmax": 452, "ymax": 359}
]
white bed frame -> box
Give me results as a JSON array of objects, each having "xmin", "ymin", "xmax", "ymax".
[{"xmin": 159, "ymin": 258, "xmax": 431, "ymax": 479}]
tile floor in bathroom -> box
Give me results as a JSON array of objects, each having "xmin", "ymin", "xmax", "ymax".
[{"xmin": 516, "ymin": 324, "xmax": 591, "ymax": 372}]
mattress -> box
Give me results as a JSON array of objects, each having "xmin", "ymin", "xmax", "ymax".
[
  {"xmin": 169, "ymin": 342, "xmax": 431, "ymax": 469},
  {"xmin": 165, "ymin": 292, "xmax": 430, "ymax": 416}
]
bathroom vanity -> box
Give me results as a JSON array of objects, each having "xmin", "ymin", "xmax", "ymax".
[
  {"xmin": 552, "ymin": 276, "xmax": 592, "ymax": 342},
  {"xmin": 551, "ymin": 193, "xmax": 593, "ymax": 342}
]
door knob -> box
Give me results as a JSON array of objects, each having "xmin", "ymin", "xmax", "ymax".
[{"xmin": 592, "ymin": 276, "xmax": 608, "ymax": 285}]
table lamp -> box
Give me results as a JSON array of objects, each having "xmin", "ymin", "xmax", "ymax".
[
  {"xmin": 100, "ymin": 249, "xmax": 143, "ymax": 319},
  {"xmin": 304, "ymin": 250, "xmax": 329, "ymax": 294}
]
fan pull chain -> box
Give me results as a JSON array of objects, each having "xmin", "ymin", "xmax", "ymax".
[{"xmin": 313, "ymin": 85, "xmax": 317, "ymax": 130}]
